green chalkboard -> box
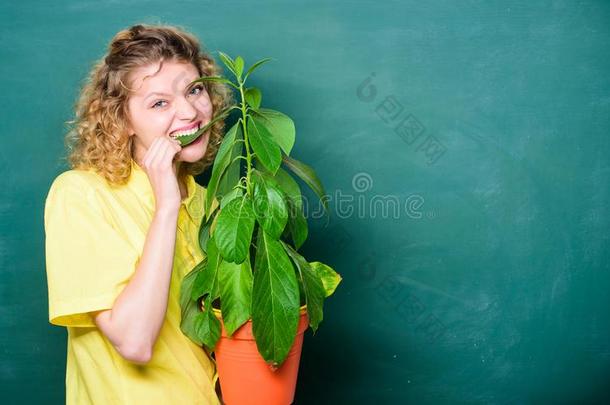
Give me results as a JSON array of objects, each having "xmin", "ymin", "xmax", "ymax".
[{"xmin": 2, "ymin": 1, "xmax": 609, "ymax": 403}]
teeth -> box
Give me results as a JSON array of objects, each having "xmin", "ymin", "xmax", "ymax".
[{"xmin": 171, "ymin": 123, "xmax": 200, "ymax": 138}]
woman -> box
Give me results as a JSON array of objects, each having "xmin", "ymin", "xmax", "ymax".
[{"xmin": 44, "ymin": 23, "xmax": 232, "ymax": 404}]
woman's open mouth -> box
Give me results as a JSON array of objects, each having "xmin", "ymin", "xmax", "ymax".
[{"xmin": 170, "ymin": 122, "xmax": 207, "ymax": 146}]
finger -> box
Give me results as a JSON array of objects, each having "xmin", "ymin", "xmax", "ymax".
[
  {"xmin": 150, "ymin": 139, "xmax": 173, "ymax": 169},
  {"xmin": 149, "ymin": 137, "xmax": 178, "ymax": 166},
  {"xmin": 165, "ymin": 138, "xmax": 182, "ymax": 161},
  {"xmin": 171, "ymin": 138, "xmax": 182, "ymax": 153},
  {"xmin": 142, "ymin": 137, "xmax": 164, "ymax": 167},
  {"xmin": 156, "ymin": 138, "xmax": 180, "ymax": 169}
]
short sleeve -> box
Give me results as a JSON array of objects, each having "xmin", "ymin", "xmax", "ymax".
[{"xmin": 44, "ymin": 172, "xmax": 140, "ymax": 327}]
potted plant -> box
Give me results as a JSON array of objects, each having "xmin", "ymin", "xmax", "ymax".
[{"xmin": 178, "ymin": 52, "xmax": 342, "ymax": 405}]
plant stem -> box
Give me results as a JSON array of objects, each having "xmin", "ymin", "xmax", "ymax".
[{"xmin": 238, "ymin": 82, "xmax": 253, "ymax": 197}]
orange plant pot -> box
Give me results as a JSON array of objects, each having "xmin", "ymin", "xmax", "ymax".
[{"xmin": 212, "ymin": 306, "xmax": 309, "ymax": 405}]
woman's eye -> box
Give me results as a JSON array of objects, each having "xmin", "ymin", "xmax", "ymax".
[
  {"xmin": 189, "ymin": 84, "xmax": 204, "ymax": 96},
  {"xmin": 151, "ymin": 100, "xmax": 167, "ymax": 109},
  {"xmin": 151, "ymin": 85, "xmax": 203, "ymax": 109}
]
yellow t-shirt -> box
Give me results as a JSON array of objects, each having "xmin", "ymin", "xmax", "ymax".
[{"xmin": 44, "ymin": 158, "xmax": 220, "ymax": 405}]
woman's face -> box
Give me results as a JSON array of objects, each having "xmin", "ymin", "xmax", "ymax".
[{"xmin": 125, "ymin": 59, "xmax": 214, "ymax": 165}]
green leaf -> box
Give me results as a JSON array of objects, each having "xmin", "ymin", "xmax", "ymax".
[
  {"xmin": 251, "ymin": 108, "xmax": 295, "ymax": 156},
  {"xmin": 244, "ymin": 57, "xmax": 273, "ymax": 82},
  {"xmin": 257, "ymin": 169, "xmax": 305, "ymax": 247},
  {"xmin": 282, "ymin": 242, "xmax": 325, "ymax": 332},
  {"xmin": 287, "ymin": 204, "xmax": 308, "ymax": 250},
  {"xmin": 198, "ymin": 209, "xmax": 217, "ymax": 254},
  {"xmin": 247, "ymin": 116, "xmax": 281, "ymax": 174},
  {"xmin": 234, "ymin": 56, "xmax": 244, "ymax": 78},
  {"xmin": 219, "ymin": 256, "xmax": 253, "ymax": 336},
  {"xmin": 194, "ymin": 296, "xmax": 221, "ymax": 350},
  {"xmin": 214, "ymin": 195, "xmax": 256, "ymax": 263},
  {"xmin": 205, "ymin": 122, "xmax": 240, "ymax": 220},
  {"xmin": 282, "ymin": 154, "xmax": 329, "ymax": 217},
  {"xmin": 218, "ymin": 51, "xmax": 236, "ymax": 75},
  {"xmin": 217, "ymin": 126, "xmax": 244, "ymax": 198},
  {"xmin": 219, "ymin": 187, "xmax": 244, "ymax": 209},
  {"xmin": 245, "ymin": 87, "xmax": 262, "ymax": 109},
  {"xmin": 252, "ymin": 227, "xmax": 300, "ymax": 366},
  {"xmin": 176, "ymin": 106, "xmax": 231, "ymax": 147},
  {"xmin": 180, "ymin": 264, "xmax": 205, "ymax": 346},
  {"xmin": 192, "ymin": 236, "xmax": 222, "ymax": 300},
  {"xmin": 271, "ymin": 168, "xmax": 308, "ymax": 249},
  {"xmin": 310, "ymin": 262, "xmax": 342, "ymax": 297},
  {"xmin": 252, "ymin": 171, "xmax": 288, "ymax": 240},
  {"xmin": 273, "ymin": 167, "xmax": 302, "ymax": 211},
  {"xmin": 190, "ymin": 76, "xmax": 237, "ymax": 89}
]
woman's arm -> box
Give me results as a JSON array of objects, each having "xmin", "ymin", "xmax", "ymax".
[
  {"xmin": 93, "ymin": 136, "xmax": 183, "ymax": 365},
  {"xmin": 93, "ymin": 206, "xmax": 179, "ymax": 364}
]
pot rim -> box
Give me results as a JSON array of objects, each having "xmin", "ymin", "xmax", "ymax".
[{"xmin": 208, "ymin": 304, "xmax": 308, "ymax": 319}]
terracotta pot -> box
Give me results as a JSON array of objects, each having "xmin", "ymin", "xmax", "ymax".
[{"xmin": 211, "ymin": 305, "xmax": 309, "ymax": 405}]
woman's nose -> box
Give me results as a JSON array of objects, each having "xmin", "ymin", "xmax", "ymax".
[{"xmin": 176, "ymin": 96, "xmax": 198, "ymax": 119}]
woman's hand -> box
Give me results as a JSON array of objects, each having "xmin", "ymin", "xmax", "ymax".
[{"xmin": 140, "ymin": 137, "xmax": 182, "ymax": 212}]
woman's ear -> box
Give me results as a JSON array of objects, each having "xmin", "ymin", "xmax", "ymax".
[
  {"xmin": 123, "ymin": 105, "xmax": 134, "ymax": 136},
  {"xmin": 125, "ymin": 122, "xmax": 135, "ymax": 137}
]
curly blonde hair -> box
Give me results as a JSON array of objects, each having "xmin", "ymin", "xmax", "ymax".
[{"xmin": 64, "ymin": 23, "xmax": 234, "ymax": 187}]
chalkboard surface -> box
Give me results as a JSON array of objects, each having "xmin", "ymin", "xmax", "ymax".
[{"xmin": 2, "ymin": 1, "xmax": 609, "ymax": 403}]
